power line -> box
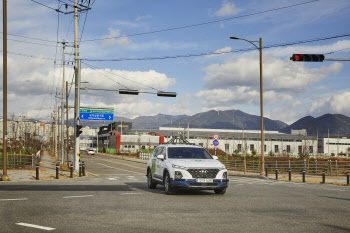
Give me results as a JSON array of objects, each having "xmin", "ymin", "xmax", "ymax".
[
  {"xmin": 0, "ymin": 37, "xmax": 57, "ymax": 47},
  {"xmin": 325, "ymin": 47, "xmax": 350, "ymax": 55},
  {"xmin": 81, "ymin": 0, "xmax": 319, "ymax": 42},
  {"xmin": 82, "ymin": 62, "xmax": 159, "ymax": 91},
  {"xmin": 30, "ymin": 0, "xmax": 62, "ymax": 12},
  {"xmin": 0, "ymin": 50, "xmax": 55, "ymax": 61},
  {"xmin": 82, "ymin": 62, "xmax": 130, "ymax": 89},
  {"xmin": 82, "ymin": 33, "xmax": 350, "ymax": 62},
  {"xmin": 0, "ymin": 32, "xmax": 58, "ymax": 43}
]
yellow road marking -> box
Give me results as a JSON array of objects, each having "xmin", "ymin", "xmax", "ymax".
[{"xmin": 91, "ymin": 157, "xmax": 145, "ymax": 170}]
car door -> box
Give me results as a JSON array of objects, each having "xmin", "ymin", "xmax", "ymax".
[{"xmin": 154, "ymin": 146, "xmax": 166, "ymax": 181}]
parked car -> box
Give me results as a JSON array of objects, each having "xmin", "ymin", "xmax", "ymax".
[{"xmin": 146, "ymin": 144, "xmax": 229, "ymax": 195}]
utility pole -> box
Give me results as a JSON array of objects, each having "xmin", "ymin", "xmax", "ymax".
[
  {"xmin": 328, "ymin": 129, "xmax": 330, "ymax": 156},
  {"xmin": 60, "ymin": 42, "xmax": 66, "ymax": 164},
  {"xmin": 55, "ymin": 89, "xmax": 58, "ymax": 158},
  {"xmin": 73, "ymin": 0, "xmax": 81, "ymax": 171},
  {"xmin": 66, "ymin": 81, "xmax": 69, "ymax": 165},
  {"xmin": 1, "ymin": 0, "xmax": 9, "ymax": 181}
]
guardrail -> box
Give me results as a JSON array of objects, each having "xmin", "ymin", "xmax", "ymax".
[{"xmin": 0, "ymin": 150, "xmax": 41, "ymax": 169}]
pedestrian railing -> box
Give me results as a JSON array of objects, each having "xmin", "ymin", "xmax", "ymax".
[
  {"xmin": 139, "ymin": 153, "xmax": 152, "ymax": 160},
  {"xmin": 220, "ymin": 159, "xmax": 350, "ymax": 176},
  {"xmin": 0, "ymin": 150, "xmax": 41, "ymax": 170}
]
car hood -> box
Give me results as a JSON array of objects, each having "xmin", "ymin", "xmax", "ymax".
[{"xmin": 169, "ymin": 159, "xmax": 225, "ymax": 168}]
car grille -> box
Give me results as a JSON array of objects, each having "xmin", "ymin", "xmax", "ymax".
[{"xmin": 187, "ymin": 169, "xmax": 219, "ymax": 178}]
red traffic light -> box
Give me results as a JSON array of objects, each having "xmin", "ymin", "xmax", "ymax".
[{"xmin": 290, "ymin": 54, "xmax": 325, "ymax": 62}]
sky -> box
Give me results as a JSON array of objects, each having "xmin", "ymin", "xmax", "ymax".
[{"xmin": 0, "ymin": 0, "xmax": 350, "ymax": 124}]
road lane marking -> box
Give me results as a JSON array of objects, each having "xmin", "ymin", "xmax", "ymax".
[
  {"xmin": 120, "ymin": 193, "xmax": 142, "ymax": 195},
  {"xmin": 62, "ymin": 195, "xmax": 94, "ymax": 199},
  {"xmin": 0, "ymin": 198, "xmax": 28, "ymax": 201},
  {"xmin": 92, "ymin": 157, "xmax": 144, "ymax": 170},
  {"xmin": 96, "ymin": 163, "xmax": 144, "ymax": 175},
  {"xmin": 16, "ymin": 223, "xmax": 55, "ymax": 231}
]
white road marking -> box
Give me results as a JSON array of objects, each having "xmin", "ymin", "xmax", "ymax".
[
  {"xmin": 120, "ymin": 193, "xmax": 142, "ymax": 195},
  {"xmin": 16, "ymin": 223, "xmax": 55, "ymax": 231},
  {"xmin": 96, "ymin": 163, "xmax": 144, "ymax": 175},
  {"xmin": 62, "ymin": 195, "xmax": 94, "ymax": 199},
  {"xmin": 107, "ymin": 177, "xmax": 118, "ymax": 181},
  {"xmin": 0, "ymin": 198, "xmax": 28, "ymax": 201}
]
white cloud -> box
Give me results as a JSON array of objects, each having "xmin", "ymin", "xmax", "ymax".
[
  {"xmin": 309, "ymin": 92, "xmax": 350, "ymax": 116},
  {"xmin": 136, "ymin": 14, "xmax": 152, "ymax": 21},
  {"xmin": 205, "ymin": 46, "xmax": 232, "ymax": 58},
  {"xmin": 214, "ymin": 0, "xmax": 240, "ymax": 17},
  {"xmin": 203, "ymin": 55, "xmax": 342, "ymax": 93},
  {"xmin": 101, "ymin": 28, "xmax": 131, "ymax": 47}
]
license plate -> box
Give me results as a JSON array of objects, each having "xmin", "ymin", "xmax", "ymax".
[{"xmin": 197, "ymin": 178, "xmax": 213, "ymax": 183}]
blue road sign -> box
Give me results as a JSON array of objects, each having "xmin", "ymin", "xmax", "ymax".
[
  {"xmin": 213, "ymin": 139, "xmax": 219, "ymax": 146},
  {"xmin": 80, "ymin": 112, "xmax": 114, "ymax": 121}
]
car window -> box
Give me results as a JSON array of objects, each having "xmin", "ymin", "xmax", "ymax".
[{"xmin": 168, "ymin": 147, "xmax": 212, "ymax": 159}]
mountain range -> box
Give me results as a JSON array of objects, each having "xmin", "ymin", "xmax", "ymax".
[{"xmin": 76, "ymin": 109, "xmax": 350, "ymax": 137}]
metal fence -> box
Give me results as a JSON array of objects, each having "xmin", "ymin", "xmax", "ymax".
[
  {"xmin": 0, "ymin": 150, "xmax": 41, "ymax": 170},
  {"xmin": 221, "ymin": 159, "xmax": 350, "ymax": 176},
  {"xmin": 140, "ymin": 153, "xmax": 152, "ymax": 160}
]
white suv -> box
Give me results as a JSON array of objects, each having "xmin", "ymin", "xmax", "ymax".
[{"xmin": 146, "ymin": 144, "xmax": 229, "ymax": 195}]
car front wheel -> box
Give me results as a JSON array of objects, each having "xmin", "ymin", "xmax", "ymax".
[
  {"xmin": 147, "ymin": 170, "xmax": 157, "ymax": 189},
  {"xmin": 164, "ymin": 173, "xmax": 174, "ymax": 195},
  {"xmin": 214, "ymin": 188, "xmax": 226, "ymax": 195}
]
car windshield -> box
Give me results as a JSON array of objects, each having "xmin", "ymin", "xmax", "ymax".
[{"xmin": 167, "ymin": 147, "xmax": 212, "ymax": 159}]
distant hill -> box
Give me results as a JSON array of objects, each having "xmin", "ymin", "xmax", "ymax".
[
  {"xmin": 280, "ymin": 114, "xmax": 350, "ymax": 137},
  {"xmin": 163, "ymin": 109, "xmax": 288, "ymax": 131},
  {"xmin": 78, "ymin": 113, "xmax": 187, "ymax": 130}
]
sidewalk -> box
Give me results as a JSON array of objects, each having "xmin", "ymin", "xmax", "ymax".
[{"xmin": 0, "ymin": 151, "xmax": 77, "ymax": 182}]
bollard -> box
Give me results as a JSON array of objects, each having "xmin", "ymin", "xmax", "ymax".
[
  {"xmin": 275, "ymin": 168, "xmax": 278, "ymax": 180},
  {"xmin": 70, "ymin": 163, "xmax": 73, "ymax": 178},
  {"xmin": 36, "ymin": 163, "xmax": 39, "ymax": 180},
  {"xmin": 265, "ymin": 165, "xmax": 268, "ymax": 177},
  {"xmin": 79, "ymin": 163, "xmax": 82, "ymax": 177},
  {"xmin": 302, "ymin": 170, "xmax": 306, "ymax": 182},
  {"xmin": 347, "ymin": 172, "xmax": 349, "ymax": 185},
  {"xmin": 82, "ymin": 162, "xmax": 85, "ymax": 176},
  {"xmin": 288, "ymin": 169, "xmax": 291, "ymax": 181},
  {"xmin": 56, "ymin": 163, "xmax": 59, "ymax": 179},
  {"xmin": 322, "ymin": 170, "xmax": 325, "ymax": 183}
]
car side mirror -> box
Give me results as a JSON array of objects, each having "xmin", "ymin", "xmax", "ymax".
[
  {"xmin": 212, "ymin": 156, "xmax": 218, "ymax": 160},
  {"xmin": 157, "ymin": 154, "xmax": 165, "ymax": 160}
]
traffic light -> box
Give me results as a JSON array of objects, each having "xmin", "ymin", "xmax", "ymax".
[
  {"xmin": 76, "ymin": 125, "xmax": 83, "ymax": 137},
  {"xmin": 290, "ymin": 54, "xmax": 325, "ymax": 62}
]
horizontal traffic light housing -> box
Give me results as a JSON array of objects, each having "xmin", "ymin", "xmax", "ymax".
[
  {"xmin": 290, "ymin": 54, "xmax": 325, "ymax": 62},
  {"xmin": 157, "ymin": 91, "xmax": 177, "ymax": 97},
  {"xmin": 119, "ymin": 89, "xmax": 139, "ymax": 95}
]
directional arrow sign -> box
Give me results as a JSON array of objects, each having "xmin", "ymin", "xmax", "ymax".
[{"xmin": 80, "ymin": 109, "xmax": 114, "ymax": 121}]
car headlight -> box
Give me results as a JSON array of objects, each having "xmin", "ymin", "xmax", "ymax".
[
  {"xmin": 223, "ymin": 172, "xmax": 228, "ymax": 180},
  {"xmin": 175, "ymin": 171, "xmax": 183, "ymax": 180},
  {"xmin": 172, "ymin": 164, "xmax": 186, "ymax": 169}
]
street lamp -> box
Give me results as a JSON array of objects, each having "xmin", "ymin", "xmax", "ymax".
[{"xmin": 230, "ymin": 36, "xmax": 265, "ymax": 175}]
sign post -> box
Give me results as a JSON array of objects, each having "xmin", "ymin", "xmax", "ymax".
[{"xmin": 213, "ymin": 139, "xmax": 219, "ymax": 156}]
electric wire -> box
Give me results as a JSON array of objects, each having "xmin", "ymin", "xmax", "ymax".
[
  {"xmin": 0, "ymin": 32, "xmax": 58, "ymax": 43},
  {"xmin": 82, "ymin": 61, "xmax": 156, "ymax": 90},
  {"xmin": 0, "ymin": 37, "xmax": 58, "ymax": 47},
  {"xmin": 82, "ymin": 33, "xmax": 350, "ymax": 62},
  {"xmin": 30, "ymin": 0, "xmax": 60, "ymax": 12},
  {"xmin": 81, "ymin": 0, "xmax": 319, "ymax": 42},
  {"xmin": 325, "ymin": 47, "xmax": 350, "ymax": 55}
]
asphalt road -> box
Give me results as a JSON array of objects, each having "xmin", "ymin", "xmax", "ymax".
[{"xmin": 0, "ymin": 153, "xmax": 349, "ymax": 233}]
